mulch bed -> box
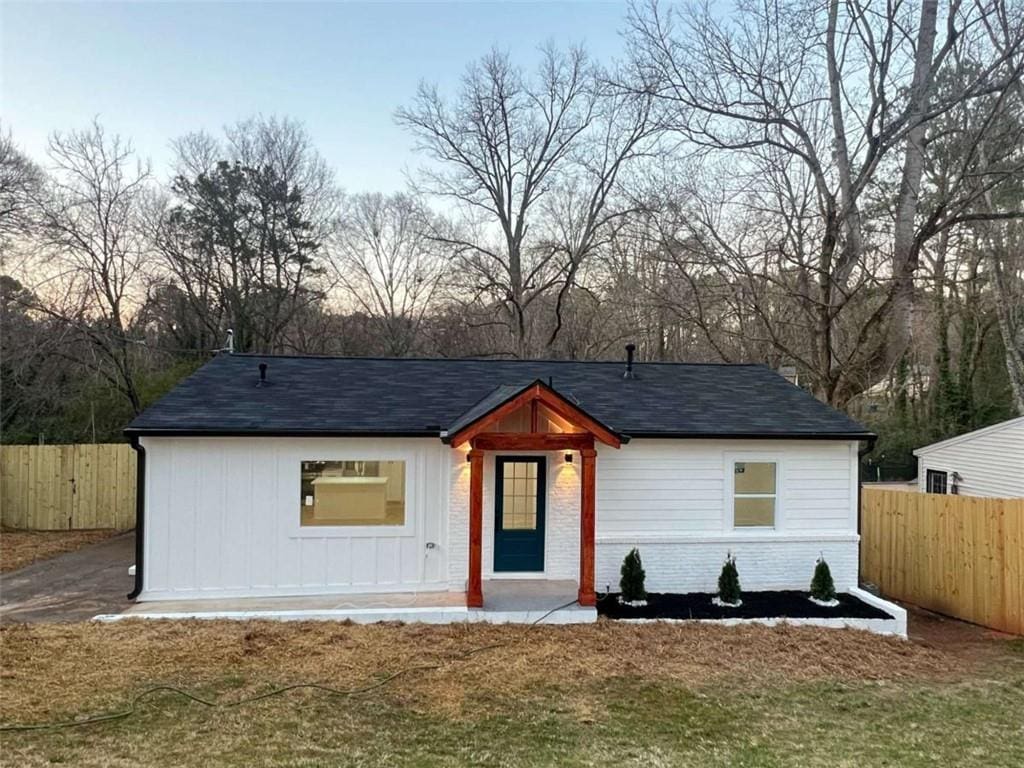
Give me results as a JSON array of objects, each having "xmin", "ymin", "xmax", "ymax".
[{"xmin": 598, "ymin": 591, "xmax": 893, "ymax": 621}]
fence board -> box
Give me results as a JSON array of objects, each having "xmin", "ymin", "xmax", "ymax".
[
  {"xmin": 861, "ymin": 488, "xmax": 1024, "ymax": 635},
  {"xmin": 0, "ymin": 444, "xmax": 136, "ymax": 530}
]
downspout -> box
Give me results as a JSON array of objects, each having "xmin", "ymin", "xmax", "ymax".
[
  {"xmin": 856, "ymin": 436, "xmax": 877, "ymax": 588},
  {"xmin": 127, "ymin": 435, "xmax": 146, "ymax": 599}
]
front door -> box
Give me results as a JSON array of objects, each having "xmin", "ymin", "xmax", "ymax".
[{"xmin": 494, "ymin": 456, "xmax": 546, "ymax": 572}]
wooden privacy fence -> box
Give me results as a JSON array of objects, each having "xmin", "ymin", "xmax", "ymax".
[
  {"xmin": 861, "ymin": 488, "xmax": 1024, "ymax": 635},
  {"xmin": 0, "ymin": 444, "xmax": 136, "ymax": 530}
]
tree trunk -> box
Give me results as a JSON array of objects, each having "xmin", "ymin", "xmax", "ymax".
[{"xmin": 888, "ymin": 0, "xmax": 940, "ymax": 368}]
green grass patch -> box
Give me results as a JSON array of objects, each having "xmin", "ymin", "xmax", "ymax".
[{"xmin": 4, "ymin": 671, "xmax": 1023, "ymax": 767}]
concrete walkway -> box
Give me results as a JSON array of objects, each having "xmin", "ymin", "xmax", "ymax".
[
  {"xmin": 0, "ymin": 533, "xmax": 134, "ymax": 624},
  {"xmin": 102, "ymin": 578, "xmax": 594, "ymax": 625}
]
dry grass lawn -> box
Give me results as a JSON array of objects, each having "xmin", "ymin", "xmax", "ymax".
[
  {"xmin": 1, "ymin": 617, "xmax": 1022, "ymax": 766},
  {"xmin": 0, "ymin": 529, "xmax": 120, "ymax": 573}
]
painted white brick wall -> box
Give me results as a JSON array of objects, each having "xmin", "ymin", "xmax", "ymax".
[
  {"xmin": 447, "ymin": 449, "xmax": 470, "ymax": 590},
  {"xmin": 448, "ymin": 450, "xmax": 581, "ymax": 589},
  {"xmin": 595, "ymin": 537, "xmax": 859, "ymax": 593}
]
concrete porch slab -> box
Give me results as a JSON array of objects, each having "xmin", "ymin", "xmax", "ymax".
[{"xmin": 94, "ymin": 579, "xmax": 596, "ymax": 625}]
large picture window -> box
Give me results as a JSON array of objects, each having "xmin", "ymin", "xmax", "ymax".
[
  {"xmin": 300, "ymin": 460, "xmax": 405, "ymax": 527},
  {"xmin": 733, "ymin": 461, "xmax": 776, "ymax": 527}
]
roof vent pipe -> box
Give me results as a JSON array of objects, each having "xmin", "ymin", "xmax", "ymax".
[
  {"xmin": 257, "ymin": 362, "xmax": 267, "ymax": 387},
  {"xmin": 624, "ymin": 343, "xmax": 636, "ymax": 379}
]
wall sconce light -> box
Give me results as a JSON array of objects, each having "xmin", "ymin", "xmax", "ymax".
[
  {"xmin": 564, "ymin": 452, "xmax": 574, "ymax": 463},
  {"xmin": 466, "ymin": 453, "xmax": 472, "ymax": 463}
]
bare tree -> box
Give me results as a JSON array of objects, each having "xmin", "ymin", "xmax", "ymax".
[
  {"xmin": 26, "ymin": 121, "xmax": 153, "ymax": 413},
  {"xmin": 0, "ymin": 126, "xmax": 42, "ymax": 246},
  {"xmin": 397, "ymin": 46, "xmax": 656, "ymax": 357},
  {"xmin": 627, "ymin": 0, "xmax": 1024, "ymax": 405},
  {"xmin": 331, "ymin": 192, "xmax": 449, "ymax": 356}
]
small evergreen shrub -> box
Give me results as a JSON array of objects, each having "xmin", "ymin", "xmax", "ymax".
[
  {"xmin": 619, "ymin": 548, "xmax": 647, "ymax": 602},
  {"xmin": 717, "ymin": 552, "xmax": 742, "ymax": 606},
  {"xmin": 809, "ymin": 556, "xmax": 837, "ymax": 602}
]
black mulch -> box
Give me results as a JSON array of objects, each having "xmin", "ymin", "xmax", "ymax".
[{"xmin": 597, "ymin": 591, "xmax": 892, "ymax": 621}]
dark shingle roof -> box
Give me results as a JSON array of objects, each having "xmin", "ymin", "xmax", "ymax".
[{"xmin": 125, "ymin": 354, "xmax": 873, "ymax": 440}]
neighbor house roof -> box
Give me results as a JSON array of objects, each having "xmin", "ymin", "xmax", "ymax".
[
  {"xmin": 913, "ymin": 416, "xmax": 1024, "ymax": 456},
  {"xmin": 125, "ymin": 354, "xmax": 874, "ymax": 440}
]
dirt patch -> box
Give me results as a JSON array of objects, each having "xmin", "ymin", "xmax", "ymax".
[
  {"xmin": 0, "ymin": 529, "xmax": 120, "ymax": 573},
  {"xmin": 0, "ymin": 619, "xmax": 957, "ymax": 723},
  {"xmin": 904, "ymin": 603, "xmax": 1024, "ymax": 662}
]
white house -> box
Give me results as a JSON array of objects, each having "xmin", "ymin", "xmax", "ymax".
[
  {"xmin": 123, "ymin": 349, "xmax": 878, "ymax": 620},
  {"xmin": 914, "ymin": 417, "xmax": 1024, "ymax": 497}
]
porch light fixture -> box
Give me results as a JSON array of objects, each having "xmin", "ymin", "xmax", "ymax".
[{"xmin": 564, "ymin": 452, "xmax": 573, "ymax": 463}]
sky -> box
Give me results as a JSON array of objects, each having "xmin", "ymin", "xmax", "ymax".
[{"xmin": 1, "ymin": 1, "xmax": 631, "ymax": 193}]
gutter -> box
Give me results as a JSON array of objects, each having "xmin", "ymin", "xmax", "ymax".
[
  {"xmin": 127, "ymin": 435, "xmax": 146, "ymax": 600},
  {"xmin": 623, "ymin": 431, "xmax": 877, "ymax": 441},
  {"xmin": 123, "ymin": 429, "xmax": 443, "ymax": 438},
  {"xmin": 124, "ymin": 428, "xmax": 874, "ymax": 441}
]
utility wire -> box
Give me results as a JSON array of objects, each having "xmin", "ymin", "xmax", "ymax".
[{"xmin": 0, "ymin": 599, "xmax": 581, "ymax": 733}]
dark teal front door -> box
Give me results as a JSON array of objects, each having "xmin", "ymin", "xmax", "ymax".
[{"xmin": 494, "ymin": 457, "xmax": 546, "ymax": 572}]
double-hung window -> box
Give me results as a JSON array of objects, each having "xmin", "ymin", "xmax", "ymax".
[{"xmin": 733, "ymin": 461, "xmax": 777, "ymax": 528}]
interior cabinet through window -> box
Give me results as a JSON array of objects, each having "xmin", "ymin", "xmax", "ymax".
[
  {"xmin": 300, "ymin": 460, "xmax": 405, "ymax": 527},
  {"xmin": 733, "ymin": 461, "xmax": 776, "ymax": 527}
]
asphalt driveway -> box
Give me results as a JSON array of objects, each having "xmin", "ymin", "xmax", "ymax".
[{"xmin": 0, "ymin": 532, "xmax": 134, "ymax": 623}]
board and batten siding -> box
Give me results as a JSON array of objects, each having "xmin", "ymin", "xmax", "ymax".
[
  {"xmin": 140, "ymin": 437, "xmax": 451, "ymax": 600},
  {"xmin": 593, "ymin": 440, "xmax": 861, "ymax": 592},
  {"xmin": 915, "ymin": 418, "xmax": 1024, "ymax": 498}
]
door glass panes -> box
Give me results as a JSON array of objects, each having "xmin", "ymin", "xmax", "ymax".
[{"xmin": 502, "ymin": 461, "xmax": 538, "ymax": 530}]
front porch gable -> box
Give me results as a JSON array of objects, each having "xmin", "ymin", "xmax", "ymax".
[{"xmin": 447, "ymin": 380, "xmax": 622, "ymax": 609}]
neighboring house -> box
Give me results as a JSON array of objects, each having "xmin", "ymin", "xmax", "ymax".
[
  {"xmin": 914, "ymin": 417, "xmax": 1024, "ymax": 498},
  {"xmin": 123, "ymin": 349, "xmax": 875, "ymax": 611}
]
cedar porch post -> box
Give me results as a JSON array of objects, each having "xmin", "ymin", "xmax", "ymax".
[
  {"xmin": 467, "ymin": 448, "xmax": 484, "ymax": 608},
  {"xmin": 578, "ymin": 448, "xmax": 597, "ymax": 606}
]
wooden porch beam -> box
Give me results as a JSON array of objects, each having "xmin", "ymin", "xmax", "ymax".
[{"xmin": 471, "ymin": 433, "xmax": 595, "ymax": 451}]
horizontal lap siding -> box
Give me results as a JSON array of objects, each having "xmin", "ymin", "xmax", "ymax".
[
  {"xmin": 916, "ymin": 422, "xmax": 1024, "ymax": 497},
  {"xmin": 141, "ymin": 437, "xmax": 450, "ymax": 600},
  {"xmin": 596, "ymin": 440, "xmax": 855, "ymax": 535},
  {"xmin": 783, "ymin": 453, "xmax": 852, "ymax": 528},
  {"xmin": 597, "ymin": 451, "xmax": 722, "ymax": 533}
]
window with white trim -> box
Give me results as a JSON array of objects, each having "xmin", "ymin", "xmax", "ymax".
[
  {"xmin": 300, "ymin": 460, "xmax": 406, "ymax": 527},
  {"xmin": 733, "ymin": 461, "xmax": 776, "ymax": 527}
]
